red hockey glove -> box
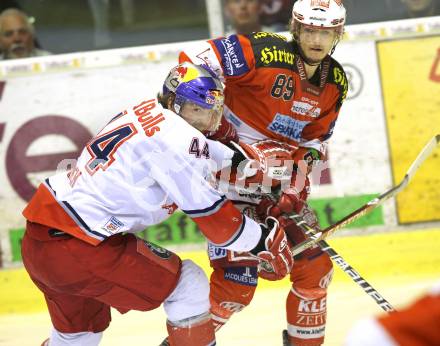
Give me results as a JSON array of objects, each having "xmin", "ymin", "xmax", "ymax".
[
  {"xmin": 250, "ymin": 217, "xmax": 294, "ymax": 281},
  {"xmin": 256, "ymin": 170, "xmax": 310, "ymax": 221},
  {"xmin": 254, "ymin": 147, "xmax": 320, "ymax": 219},
  {"xmin": 224, "ymin": 139, "xmax": 297, "ymax": 193}
]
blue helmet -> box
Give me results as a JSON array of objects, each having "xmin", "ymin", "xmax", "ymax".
[{"xmin": 162, "ymin": 62, "xmax": 224, "ymax": 115}]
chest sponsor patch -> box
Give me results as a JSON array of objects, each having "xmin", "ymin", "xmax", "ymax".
[
  {"xmin": 267, "ymin": 114, "xmax": 310, "ymax": 141},
  {"xmin": 292, "ymin": 101, "xmax": 321, "ymax": 118},
  {"xmin": 213, "ymin": 35, "xmax": 249, "ymax": 76}
]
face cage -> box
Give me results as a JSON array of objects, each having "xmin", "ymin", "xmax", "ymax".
[{"xmin": 180, "ymin": 101, "xmax": 224, "ymax": 132}]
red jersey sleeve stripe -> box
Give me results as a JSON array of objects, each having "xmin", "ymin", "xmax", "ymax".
[{"xmin": 182, "ymin": 195, "xmax": 227, "ymax": 217}]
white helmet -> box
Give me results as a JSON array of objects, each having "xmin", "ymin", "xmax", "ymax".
[{"xmin": 292, "ymin": 0, "xmax": 346, "ymax": 29}]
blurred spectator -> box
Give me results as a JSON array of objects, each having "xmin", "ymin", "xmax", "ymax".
[
  {"xmin": 344, "ymin": 0, "xmax": 397, "ymax": 25},
  {"xmin": 399, "ymin": 0, "xmax": 440, "ymax": 18},
  {"xmin": 345, "ymin": 0, "xmax": 440, "ymax": 25},
  {"xmin": 259, "ymin": 0, "xmax": 293, "ymax": 32},
  {"xmin": 0, "ymin": 8, "xmax": 50, "ymax": 60},
  {"xmin": 88, "ymin": 0, "xmax": 111, "ymax": 48},
  {"xmin": 224, "ymin": 0, "xmax": 270, "ymax": 35}
]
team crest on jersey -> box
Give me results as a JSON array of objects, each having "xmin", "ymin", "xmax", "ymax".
[
  {"xmin": 162, "ymin": 203, "xmax": 178, "ymax": 215},
  {"xmin": 267, "ymin": 114, "xmax": 310, "ymax": 141},
  {"xmin": 101, "ymin": 216, "xmax": 124, "ymax": 234}
]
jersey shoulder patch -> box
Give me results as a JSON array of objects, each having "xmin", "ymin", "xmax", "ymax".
[
  {"xmin": 249, "ymin": 32, "xmax": 294, "ymax": 70},
  {"xmin": 212, "ymin": 34, "xmax": 250, "ymax": 77},
  {"xmin": 327, "ymin": 58, "xmax": 348, "ymax": 105}
]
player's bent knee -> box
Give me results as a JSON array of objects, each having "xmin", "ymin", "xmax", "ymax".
[{"xmin": 164, "ymin": 259, "xmax": 210, "ymax": 323}]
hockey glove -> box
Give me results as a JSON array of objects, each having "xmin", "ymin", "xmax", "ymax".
[
  {"xmin": 225, "ymin": 139, "xmax": 297, "ymax": 193},
  {"xmin": 256, "ymin": 170, "xmax": 310, "ymax": 222},
  {"xmin": 250, "ymin": 216, "xmax": 294, "ymax": 281}
]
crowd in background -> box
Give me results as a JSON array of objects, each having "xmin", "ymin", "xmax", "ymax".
[{"xmin": 0, "ymin": 0, "xmax": 439, "ymax": 60}]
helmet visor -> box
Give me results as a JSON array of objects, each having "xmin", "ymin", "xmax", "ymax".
[{"xmin": 179, "ymin": 96, "xmax": 224, "ymax": 132}]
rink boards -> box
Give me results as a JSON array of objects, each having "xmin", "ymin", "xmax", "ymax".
[{"xmin": 0, "ymin": 18, "xmax": 439, "ymax": 267}]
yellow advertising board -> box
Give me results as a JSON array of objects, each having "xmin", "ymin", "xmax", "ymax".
[{"xmin": 378, "ymin": 35, "xmax": 440, "ymax": 223}]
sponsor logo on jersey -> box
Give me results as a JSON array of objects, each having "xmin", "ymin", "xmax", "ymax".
[
  {"xmin": 219, "ymin": 301, "xmax": 245, "ymax": 313},
  {"xmin": 319, "ymin": 268, "xmax": 334, "ymax": 288},
  {"xmin": 133, "ymin": 99, "xmax": 165, "ymax": 137},
  {"xmin": 224, "ymin": 267, "xmax": 258, "ymax": 286},
  {"xmin": 290, "ymin": 325, "xmax": 326, "ymax": 337},
  {"xmin": 208, "ymin": 243, "xmax": 228, "ymax": 260},
  {"xmin": 226, "ymin": 113, "xmax": 242, "ymax": 128},
  {"xmin": 292, "ymin": 101, "xmax": 321, "ymax": 118},
  {"xmin": 333, "ymin": 66, "xmax": 348, "ymax": 102},
  {"xmin": 258, "ymin": 45, "xmax": 295, "ymax": 69},
  {"xmin": 237, "ymin": 191, "xmax": 263, "ymax": 200},
  {"xmin": 298, "ymin": 297, "xmax": 327, "ymax": 313},
  {"xmin": 267, "ymin": 114, "xmax": 310, "ymax": 141},
  {"xmin": 102, "ymin": 216, "xmax": 124, "ymax": 234},
  {"xmin": 252, "ymin": 31, "xmax": 287, "ymax": 41},
  {"xmin": 143, "ymin": 241, "xmax": 173, "ymax": 259},
  {"xmin": 189, "ymin": 46, "xmax": 224, "ymax": 80},
  {"xmin": 301, "ymin": 96, "xmax": 319, "ymax": 106},
  {"xmin": 213, "ymin": 35, "xmax": 249, "ymax": 76}
]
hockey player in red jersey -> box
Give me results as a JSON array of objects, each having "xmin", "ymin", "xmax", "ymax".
[
  {"xmin": 178, "ymin": 1, "xmax": 348, "ymax": 345},
  {"xmin": 21, "ymin": 62, "xmax": 294, "ymax": 346},
  {"xmin": 345, "ymin": 282, "xmax": 440, "ymax": 346}
]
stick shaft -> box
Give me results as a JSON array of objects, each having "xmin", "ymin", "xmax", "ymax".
[
  {"xmin": 293, "ymin": 217, "xmax": 395, "ymax": 312},
  {"xmin": 291, "ymin": 134, "xmax": 440, "ymax": 256}
]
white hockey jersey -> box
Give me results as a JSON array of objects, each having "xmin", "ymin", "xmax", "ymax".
[{"xmin": 23, "ymin": 98, "xmax": 262, "ymax": 251}]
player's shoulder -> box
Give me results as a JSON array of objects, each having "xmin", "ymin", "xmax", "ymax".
[
  {"xmin": 326, "ymin": 56, "xmax": 348, "ymax": 99},
  {"xmin": 327, "ymin": 56, "xmax": 347, "ymax": 84},
  {"xmin": 247, "ymin": 31, "xmax": 290, "ymax": 46},
  {"xmin": 246, "ymin": 31, "xmax": 294, "ymax": 69}
]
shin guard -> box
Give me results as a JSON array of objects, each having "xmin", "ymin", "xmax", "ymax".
[
  {"xmin": 285, "ymin": 254, "xmax": 333, "ymax": 346},
  {"xmin": 209, "ymin": 266, "xmax": 257, "ymax": 331}
]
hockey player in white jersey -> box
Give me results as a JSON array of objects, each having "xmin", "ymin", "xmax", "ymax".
[{"xmin": 21, "ymin": 62, "xmax": 294, "ymax": 346}]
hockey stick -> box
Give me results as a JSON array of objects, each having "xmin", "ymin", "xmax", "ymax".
[
  {"xmin": 290, "ymin": 134, "xmax": 440, "ymax": 257},
  {"xmin": 290, "ymin": 214, "xmax": 395, "ymax": 312}
]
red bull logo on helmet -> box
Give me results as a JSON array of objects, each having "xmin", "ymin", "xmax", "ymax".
[
  {"xmin": 206, "ymin": 90, "xmax": 224, "ymax": 110},
  {"xmin": 176, "ymin": 65, "xmax": 201, "ymax": 83}
]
